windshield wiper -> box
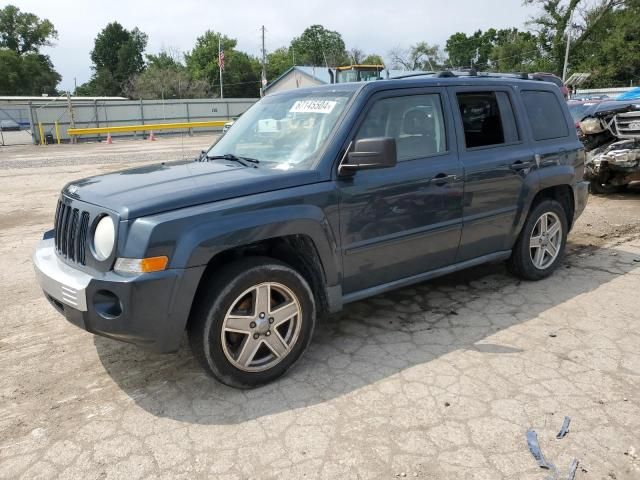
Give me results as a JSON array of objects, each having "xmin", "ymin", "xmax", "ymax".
[{"xmin": 201, "ymin": 153, "xmax": 260, "ymax": 167}]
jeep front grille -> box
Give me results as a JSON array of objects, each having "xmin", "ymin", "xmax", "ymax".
[
  {"xmin": 614, "ymin": 111, "xmax": 640, "ymax": 139},
  {"xmin": 54, "ymin": 200, "xmax": 90, "ymax": 265}
]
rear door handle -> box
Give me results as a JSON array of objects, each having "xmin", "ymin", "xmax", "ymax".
[
  {"xmin": 429, "ymin": 173, "xmax": 457, "ymax": 186},
  {"xmin": 510, "ymin": 160, "xmax": 534, "ymax": 171}
]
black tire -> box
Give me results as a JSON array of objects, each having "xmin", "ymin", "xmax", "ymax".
[
  {"xmin": 188, "ymin": 256, "xmax": 316, "ymax": 388},
  {"xmin": 507, "ymin": 199, "xmax": 568, "ymax": 281}
]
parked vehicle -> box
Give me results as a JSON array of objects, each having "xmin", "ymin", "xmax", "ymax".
[
  {"xmin": 571, "ymin": 94, "xmax": 610, "ymax": 101},
  {"xmin": 0, "ymin": 119, "xmax": 20, "ymax": 131},
  {"xmin": 616, "ymin": 87, "xmax": 640, "ymax": 101},
  {"xmin": 33, "ymin": 74, "xmax": 588, "ymax": 388},
  {"xmin": 222, "ymin": 120, "xmax": 234, "ymax": 134},
  {"xmin": 578, "ymin": 100, "xmax": 640, "ymax": 193},
  {"xmin": 531, "ymin": 73, "xmax": 570, "ymax": 99}
]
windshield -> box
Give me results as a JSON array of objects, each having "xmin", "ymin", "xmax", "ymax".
[
  {"xmin": 568, "ymin": 102, "xmax": 598, "ymax": 122},
  {"xmin": 207, "ymin": 90, "xmax": 354, "ymax": 170}
]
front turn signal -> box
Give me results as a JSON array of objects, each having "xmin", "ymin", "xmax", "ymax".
[{"xmin": 114, "ymin": 256, "xmax": 169, "ymax": 274}]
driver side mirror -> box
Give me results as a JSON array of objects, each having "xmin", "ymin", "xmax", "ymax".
[{"xmin": 339, "ymin": 137, "xmax": 397, "ymax": 175}]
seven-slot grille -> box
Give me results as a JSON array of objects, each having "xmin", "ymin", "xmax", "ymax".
[
  {"xmin": 614, "ymin": 111, "xmax": 640, "ymax": 139},
  {"xmin": 54, "ymin": 200, "xmax": 90, "ymax": 264}
]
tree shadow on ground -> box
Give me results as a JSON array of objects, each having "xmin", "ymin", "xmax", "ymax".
[{"xmin": 95, "ymin": 244, "xmax": 640, "ymax": 425}]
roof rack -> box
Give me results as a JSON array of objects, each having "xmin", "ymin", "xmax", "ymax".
[{"xmin": 393, "ymin": 70, "xmax": 542, "ymax": 81}]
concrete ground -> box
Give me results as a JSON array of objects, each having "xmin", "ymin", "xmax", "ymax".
[{"xmin": 1, "ymin": 137, "xmax": 639, "ymax": 480}]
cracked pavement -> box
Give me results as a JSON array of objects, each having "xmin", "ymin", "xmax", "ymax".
[{"xmin": 1, "ymin": 138, "xmax": 640, "ymax": 479}]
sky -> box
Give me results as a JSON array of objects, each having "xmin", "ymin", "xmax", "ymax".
[{"xmin": 3, "ymin": 0, "xmax": 539, "ymax": 91}]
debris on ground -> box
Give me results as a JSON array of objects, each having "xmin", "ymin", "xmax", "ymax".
[
  {"xmin": 566, "ymin": 459, "xmax": 579, "ymax": 480},
  {"xmin": 556, "ymin": 416, "xmax": 571, "ymax": 439},
  {"xmin": 526, "ymin": 429, "xmax": 554, "ymax": 470}
]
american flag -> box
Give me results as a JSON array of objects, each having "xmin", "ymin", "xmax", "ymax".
[{"xmin": 218, "ymin": 48, "xmax": 225, "ymax": 71}]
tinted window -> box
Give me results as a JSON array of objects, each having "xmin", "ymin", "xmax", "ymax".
[
  {"xmin": 356, "ymin": 94, "xmax": 447, "ymax": 161},
  {"xmin": 522, "ymin": 90, "xmax": 569, "ymax": 140},
  {"xmin": 457, "ymin": 92, "xmax": 508, "ymax": 148}
]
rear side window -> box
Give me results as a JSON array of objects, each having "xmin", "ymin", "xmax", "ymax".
[
  {"xmin": 521, "ymin": 90, "xmax": 569, "ymax": 141},
  {"xmin": 456, "ymin": 91, "xmax": 519, "ymax": 148}
]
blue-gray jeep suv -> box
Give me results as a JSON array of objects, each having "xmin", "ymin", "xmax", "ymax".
[{"xmin": 33, "ymin": 74, "xmax": 589, "ymax": 388}]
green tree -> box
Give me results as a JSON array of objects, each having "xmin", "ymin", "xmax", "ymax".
[
  {"xmin": 362, "ymin": 54, "xmax": 384, "ymax": 65},
  {"xmin": 185, "ymin": 30, "xmax": 261, "ymax": 97},
  {"xmin": 290, "ymin": 25, "xmax": 348, "ymax": 67},
  {"xmin": 0, "ymin": 4, "xmax": 57, "ymax": 55},
  {"xmin": 81, "ymin": 22, "xmax": 148, "ymax": 96},
  {"xmin": 524, "ymin": 0, "xmax": 623, "ymax": 76},
  {"xmin": 490, "ymin": 29, "xmax": 543, "ymax": 71},
  {"xmin": 0, "ymin": 5, "xmax": 60, "ymax": 95},
  {"xmin": 124, "ymin": 47, "xmax": 209, "ymax": 99},
  {"xmin": 146, "ymin": 48, "xmax": 182, "ymax": 70},
  {"xmin": 445, "ymin": 32, "xmax": 477, "ymax": 67},
  {"xmin": 266, "ymin": 47, "xmax": 294, "ymax": 81},
  {"xmin": 571, "ymin": 0, "xmax": 640, "ymax": 86}
]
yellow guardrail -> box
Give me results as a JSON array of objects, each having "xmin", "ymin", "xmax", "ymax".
[{"xmin": 67, "ymin": 120, "xmax": 230, "ymax": 136}]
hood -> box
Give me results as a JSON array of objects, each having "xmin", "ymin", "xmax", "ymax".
[
  {"xmin": 63, "ymin": 160, "xmax": 321, "ymax": 220},
  {"xmin": 590, "ymin": 100, "xmax": 640, "ymax": 117}
]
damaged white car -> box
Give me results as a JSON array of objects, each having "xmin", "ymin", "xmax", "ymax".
[{"xmin": 578, "ymin": 101, "xmax": 640, "ymax": 193}]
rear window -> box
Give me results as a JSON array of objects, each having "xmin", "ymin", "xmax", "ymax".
[
  {"xmin": 522, "ymin": 90, "xmax": 569, "ymax": 141},
  {"xmin": 456, "ymin": 91, "xmax": 519, "ymax": 148}
]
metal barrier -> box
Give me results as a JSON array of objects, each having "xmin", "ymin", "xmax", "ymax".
[
  {"xmin": 0, "ymin": 97, "xmax": 257, "ymax": 144},
  {"xmin": 67, "ymin": 120, "xmax": 229, "ymax": 136}
]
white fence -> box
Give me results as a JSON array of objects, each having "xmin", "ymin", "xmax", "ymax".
[{"xmin": 573, "ymin": 87, "xmax": 633, "ymax": 98}]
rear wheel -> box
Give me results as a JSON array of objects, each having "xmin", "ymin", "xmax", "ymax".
[
  {"xmin": 189, "ymin": 257, "xmax": 316, "ymax": 388},
  {"xmin": 507, "ymin": 199, "xmax": 567, "ymax": 280}
]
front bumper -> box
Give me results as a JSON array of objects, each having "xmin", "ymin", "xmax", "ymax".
[{"xmin": 33, "ymin": 238, "xmax": 204, "ymax": 353}]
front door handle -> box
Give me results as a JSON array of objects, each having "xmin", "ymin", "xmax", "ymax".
[
  {"xmin": 429, "ymin": 173, "xmax": 457, "ymax": 186},
  {"xmin": 510, "ymin": 160, "xmax": 534, "ymax": 171}
]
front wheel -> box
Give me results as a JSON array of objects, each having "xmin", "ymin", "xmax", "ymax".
[
  {"xmin": 507, "ymin": 199, "xmax": 568, "ymax": 281},
  {"xmin": 189, "ymin": 257, "xmax": 316, "ymax": 388}
]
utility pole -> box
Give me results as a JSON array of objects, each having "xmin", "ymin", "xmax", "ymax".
[
  {"xmin": 218, "ymin": 36, "xmax": 224, "ymax": 99},
  {"xmin": 562, "ymin": 9, "xmax": 574, "ymax": 82},
  {"xmin": 66, "ymin": 92, "xmax": 77, "ymax": 144},
  {"xmin": 260, "ymin": 25, "xmax": 267, "ymax": 97}
]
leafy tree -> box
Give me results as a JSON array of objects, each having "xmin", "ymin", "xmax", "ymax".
[
  {"xmin": 0, "ymin": 5, "xmax": 57, "ymax": 55},
  {"xmin": 524, "ymin": 0, "xmax": 624, "ymax": 76},
  {"xmin": 81, "ymin": 22, "xmax": 148, "ymax": 96},
  {"xmin": 266, "ymin": 47, "xmax": 294, "ymax": 81},
  {"xmin": 124, "ymin": 47, "xmax": 209, "ymax": 99},
  {"xmin": 0, "ymin": 5, "xmax": 60, "ymax": 95},
  {"xmin": 389, "ymin": 42, "xmax": 443, "ymax": 70},
  {"xmin": 490, "ymin": 29, "xmax": 543, "ymax": 71},
  {"xmin": 0, "ymin": 48, "xmax": 21, "ymax": 94},
  {"xmin": 0, "ymin": 50, "xmax": 60, "ymax": 95},
  {"xmin": 18, "ymin": 53, "xmax": 61, "ymax": 95},
  {"xmin": 290, "ymin": 25, "xmax": 348, "ymax": 67},
  {"xmin": 445, "ymin": 32, "xmax": 477, "ymax": 67},
  {"xmin": 571, "ymin": 0, "xmax": 640, "ymax": 86},
  {"xmin": 362, "ymin": 54, "xmax": 384, "ymax": 65},
  {"xmin": 125, "ymin": 66, "xmax": 208, "ymax": 100},
  {"xmin": 146, "ymin": 48, "xmax": 182, "ymax": 70},
  {"xmin": 185, "ymin": 30, "xmax": 261, "ymax": 97}
]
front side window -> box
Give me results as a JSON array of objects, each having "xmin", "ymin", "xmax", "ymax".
[
  {"xmin": 522, "ymin": 90, "xmax": 569, "ymax": 141},
  {"xmin": 207, "ymin": 89, "xmax": 354, "ymax": 170},
  {"xmin": 355, "ymin": 94, "xmax": 447, "ymax": 161},
  {"xmin": 456, "ymin": 91, "xmax": 512, "ymax": 148}
]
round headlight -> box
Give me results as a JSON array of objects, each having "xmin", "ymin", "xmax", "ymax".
[{"xmin": 93, "ymin": 216, "xmax": 115, "ymax": 261}]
